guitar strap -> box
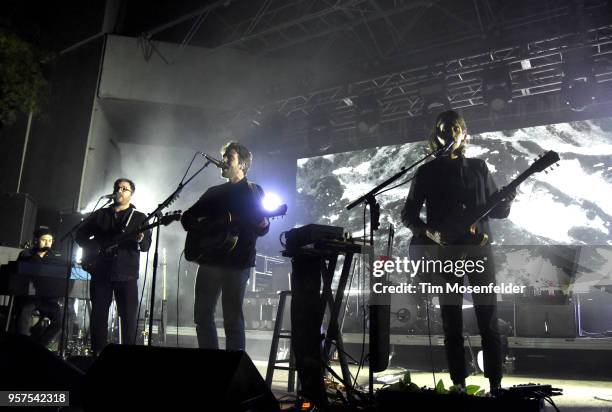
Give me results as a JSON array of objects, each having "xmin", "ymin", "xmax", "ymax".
[
  {"xmin": 113, "ymin": 206, "xmax": 135, "ymax": 235},
  {"xmin": 123, "ymin": 208, "xmax": 135, "ymax": 233},
  {"xmin": 247, "ymin": 181, "xmax": 261, "ymax": 205},
  {"xmin": 247, "ymin": 181, "xmax": 257, "ymax": 195}
]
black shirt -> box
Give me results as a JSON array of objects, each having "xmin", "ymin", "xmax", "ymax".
[
  {"xmin": 75, "ymin": 204, "xmax": 152, "ymax": 281},
  {"xmin": 181, "ymin": 178, "xmax": 269, "ymax": 269},
  {"xmin": 17, "ymin": 248, "xmax": 59, "ymax": 263},
  {"xmin": 401, "ymin": 155, "xmax": 512, "ymax": 244}
]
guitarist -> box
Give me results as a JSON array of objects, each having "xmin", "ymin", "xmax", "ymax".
[
  {"xmin": 181, "ymin": 141, "xmax": 269, "ymax": 351},
  {"xmin": 75, "ymin": 178, "xmax": 152, "ymax": 355},
  {"xmin": 401, "ymin": 110, "xmax": 516, "ymax": 394}
]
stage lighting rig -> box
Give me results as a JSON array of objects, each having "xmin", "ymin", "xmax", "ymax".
[{"xmin": 306, "ymin": 107, "xmax": 333, "ymax": 152}]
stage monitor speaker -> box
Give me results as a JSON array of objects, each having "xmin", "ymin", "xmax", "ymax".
[
  {"xmin": 515, "ymin": 297, "xmax": 577, "ymax": 338},
  {"xmin": 84, "ymin": 344, "xmax": 280, "ymax": 412},
  {"xmin": 0, "ymin": 192, "xmax": 37, "ymax": 248},
  {"xmin": 0, "ymin": 335, "xmax": 84, "ymax": 405}
]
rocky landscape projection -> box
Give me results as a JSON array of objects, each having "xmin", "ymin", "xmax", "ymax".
[{"xmin": 296, "ymin": 118, "xmax": 612, "ymax": 290}]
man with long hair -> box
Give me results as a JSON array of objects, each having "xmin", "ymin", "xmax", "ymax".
[{"xmin": 402, "ymin": 110, "xmax": 516, "ymax": 393}]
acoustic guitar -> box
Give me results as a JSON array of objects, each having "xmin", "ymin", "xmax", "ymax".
[{"xmin": 184, "ymin": 204, "xmax": 288, "ymax": 264}]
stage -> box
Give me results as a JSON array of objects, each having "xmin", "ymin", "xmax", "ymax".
[
  {"xmin": 264, "ymin": 362, "xmax": 612, "ymax": 411},
  {"xmin": 160, "ymin": 327, "xmax": 612, "ymax": 410}
]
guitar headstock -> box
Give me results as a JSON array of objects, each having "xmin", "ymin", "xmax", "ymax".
[
  {"xmin": 527, "ymin": 150, "xmax": 560, "ymax": 175},
  {"xmin": 265, "ymin": 204, "xmax": 288, "ymax": 219},
  {"xmin": 161, "ymin": 210, "xmax": 182, "ymax": 226}
]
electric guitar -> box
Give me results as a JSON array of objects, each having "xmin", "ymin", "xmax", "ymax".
[
  {"xmin": 184, "ymin": 204, "xmax": 288, "ymax": 264},
  {"xmin": 81, "ymin": 211, "xmax": 182, "ymax": 272},
  {"xmin": 408, "ymin": 150, "xmax": 560, "ymax": 259}
]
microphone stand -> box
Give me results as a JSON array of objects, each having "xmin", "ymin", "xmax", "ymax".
[
  {"xmin": 143, "ymin": 154, "xmax": 214, "ymax": 346},
  {"xmin": 345, "ymin": 141, "xmax": 452, "ymax": 399},
  {"xmin": 57, "ymin": 197, "xmax": 112, "ymax": 358}
]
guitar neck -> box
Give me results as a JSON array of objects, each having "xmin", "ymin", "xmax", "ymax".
[
  {"xmin": 459, "ymin": 167, "xmax": 532, "ymax": 229},
  {"xmin": 231, "ymin": 204, "xmax": 288, "ymax": 223},
  {"xmin": 436, "ymin": 150, "xmax": 559, "ymax": 238}
]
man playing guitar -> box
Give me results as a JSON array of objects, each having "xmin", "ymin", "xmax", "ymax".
[
  {"xmin": 401, "ymin": 110, "xmax": 516, "ymax": 394},
  {"xmin": 181, "ymin": 141, "xmax": 270, "ymax": 351},
  {"xmin": 76, "ymin": 178, "xmax": 152, "ymax": 355}
]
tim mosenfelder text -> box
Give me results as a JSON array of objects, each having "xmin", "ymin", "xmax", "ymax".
[
  {"xmin": 371, "ymin": 282, "xmax": 526, "ymax": 294},
  {"xmin": 371, "ymin": 257, "xmax": 526, "ymax": 294}
]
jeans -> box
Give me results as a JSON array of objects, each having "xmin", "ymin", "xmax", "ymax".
[
  {"xmin": 432, "ymin": 254, "xmax": 502, "ymax": 386},
  {"xmin": 90, "ymin": 279, "xmax": 138, "ymax": 353},
  {"xmin": 193, "ymin": 264, "xmax": 250, "ymax": 351}
]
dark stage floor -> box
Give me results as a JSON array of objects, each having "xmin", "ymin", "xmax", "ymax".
[{"xmin": 262, "ymin": 361, "xmax": 612, "ymax": 411}]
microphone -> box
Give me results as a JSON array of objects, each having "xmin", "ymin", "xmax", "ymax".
[
  {"xmin": 200, "ymin": 152, "xmax": 225, "ymax": 168},
  {"xmin": 101, "ymin": 193, "xmax": 118, "ymax": 201},
  {"xmin": 435, "ymin": 139, "xmax": 455, "ymax": 157},
  {"xmin": 438, "ymin": 129, "xmax": 453, "ymax": 144}
]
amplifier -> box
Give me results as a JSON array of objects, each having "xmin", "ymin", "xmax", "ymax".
[
  {"xmin": 284, "ymin": 224, "xmax": 343, "ymax": 249},
  {"xmin": 515, "ymin": 297, "xmax": 577, "ymax": 338}
]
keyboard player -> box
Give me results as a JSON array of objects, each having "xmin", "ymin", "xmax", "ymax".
[{"xmin": 13, "ymin": 227, "xmax": 62, "ymax": 348}]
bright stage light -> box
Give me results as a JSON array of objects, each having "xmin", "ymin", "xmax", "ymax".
[{"xmin": 262, "ymin": 192, "xmax": 282, "ymax": 212}]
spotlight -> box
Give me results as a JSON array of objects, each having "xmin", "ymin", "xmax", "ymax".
[
  {"xmin": 563, "ymin": 79, "xmax": 595, "ymax": 112},
  {"xmin": 306, "ymin": 107, "xmax": 332, "ymax": 152},
  {"xmin": 562, "ymin": 49, "xmax": 597, "ymax": 112},
  {"xmin": 420, "ymin": 81, "xmax": 449, "ymax": 115},
  {"xmin": 355, "ymin": 94, "xmax": 381, "ymax": 135},
  {"xmin": 342, "ymin": 97, "xmax": 354, "ymax": 106},
  {"xmin": 262, "ymin": 192, "xmax": 282, "ymax": 212},
  {"xmin": 249, "ymin": 109, "xmax": 263, "ymax": 127},
  {"xmin": 483, "ymin": 66, "xmax": 512, "ymax": 112},
  {"xmin": 520, "ymin": 59, "xmax": 532, "ymax": 70}
]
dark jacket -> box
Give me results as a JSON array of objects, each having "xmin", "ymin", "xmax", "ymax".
[
  {"xmin": 401, "ymin": 155, "xmax": 513, "ymax": 244},
  {"xmin": 181, "ymin": 178, "xmax": 269, "ymax": 269},
  {"xmin": 17, "ymin": 248, "xmax": 60, "ymax": 263},
  {"xmin": 75, "ymin": 204, "xmax": 152, "ymax": 281}
]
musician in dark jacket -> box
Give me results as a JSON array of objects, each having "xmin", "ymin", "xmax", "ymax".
[
  {"xmin": 181, "ymin": 141, "xmax": 269, "ymax": 351},
  {"xmin": 14, "ymin": 227, "xmax": 62, "ymax": 347},
  {"xmin": 75, "ymin": 178, "xmax": 152, "ymax": 355},
  {"xmin": 401, "ymin": 110, "xmax": 516, "ymax": 393}
]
